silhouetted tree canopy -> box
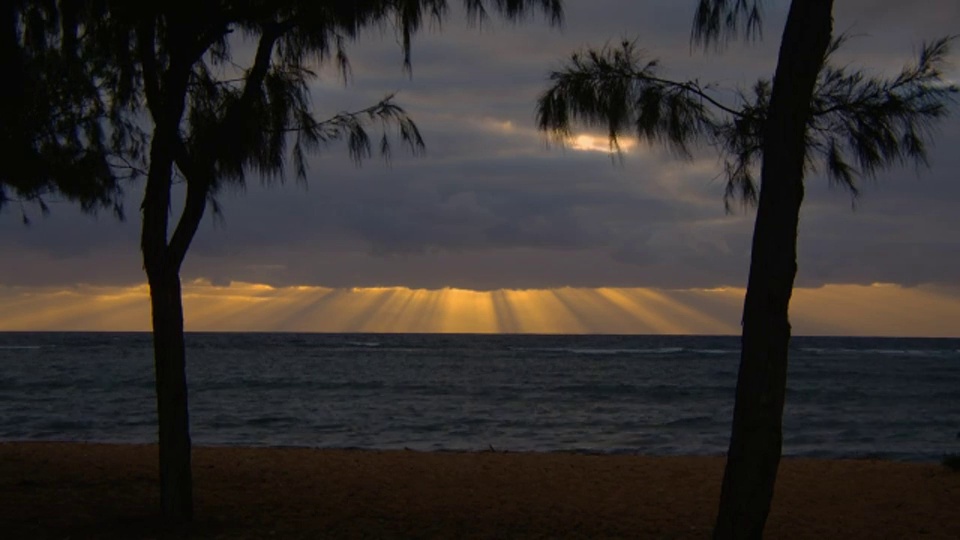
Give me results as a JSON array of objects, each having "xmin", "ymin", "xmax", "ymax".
[
  {"xmin": 2, "ymin": 0, "xmax": 563, "ymax": 220},
  {"xmin": 690, "ymin": 0, "xmax": 763, "ymax": 46},
  {"xmin": 538, "ymin": 37, "xmax": 957, "ymax": 208},
  {"xmin": 1, "ymin": 0, "xmax": 143, "ymax": 221}
]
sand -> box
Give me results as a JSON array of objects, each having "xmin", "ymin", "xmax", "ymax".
[{"xmin": 1, "ymin": 442, "xmax": 957, "ymax": 539}]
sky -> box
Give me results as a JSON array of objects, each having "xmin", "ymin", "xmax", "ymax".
[{"xmin": 2, "ymin": 0, "xmax": 959, "ymax": 336}]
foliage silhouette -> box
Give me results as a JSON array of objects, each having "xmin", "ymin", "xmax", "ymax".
[
  {"xmin": 539, "ymin": 36, "xmax": 956, "ymax": 208},
  {"xmin": 537, "ymin": 1, "xmax": 956, "ymax": 537},
  {"xmin": 1, "ymin": 0, "xmax": 144, "ymax": 222}
]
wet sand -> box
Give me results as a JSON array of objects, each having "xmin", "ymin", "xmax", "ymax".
[{"xmin": 1, "ymin": 442, "xmax": 957, "ymax": 539}]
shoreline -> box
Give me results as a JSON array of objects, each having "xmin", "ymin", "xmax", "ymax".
[
  {"xmin": 3, "ymin": 441, "xmax": 958, "ymax": 538},
  {"xmin": 3, "ymin": 437, "xmax": 951, "ymax": 463}
]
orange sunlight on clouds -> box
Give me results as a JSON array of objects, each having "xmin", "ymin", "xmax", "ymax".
[
  {"xmin": 2, "ymin": 281, "xmax": 959, "ymax": 337},
  {"xmin": 569, "ymin": 134, "xmax": 638, "ymax": 154}
]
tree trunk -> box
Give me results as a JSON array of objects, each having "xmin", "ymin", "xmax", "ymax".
[
  {"xmin": 135, "ymin": 14, "xmax": 223, "ymax": 523},
  {"xmin": 147, "ymin": 269, "xmax": 193, "ymax": 523},
  {"xmin": 713, "ymin": 2, "xmax": 834, "ymax": 539},
  {"xmin": 141, "ymin": 107, "xmax": 195, "ymax": 523}
]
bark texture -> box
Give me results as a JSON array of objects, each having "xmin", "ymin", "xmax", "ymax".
[{"xmin": 713, "ymin": 2, "xmax": 834, "ymax": 538}]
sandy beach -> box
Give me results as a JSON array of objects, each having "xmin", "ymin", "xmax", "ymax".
[{"xmin": 1, "ymin": 442, "xmax": 957, "ymax": 539}]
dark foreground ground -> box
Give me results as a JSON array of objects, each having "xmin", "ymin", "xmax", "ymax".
[{"xmin": 1, "ymin": 442, "xmax": 958, "ymax": 539}]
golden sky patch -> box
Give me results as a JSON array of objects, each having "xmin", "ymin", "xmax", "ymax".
[
  {"xmin": 1, "ymin": 281, "xmax": 958, "ymax": 337},
  {"xmin": 569, "ymin": 134, "xmax": 637, "ymax": 154}
]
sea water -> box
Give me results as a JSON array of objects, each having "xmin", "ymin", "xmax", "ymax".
[{"xmin": 0, "ymin": 332, "xmax": 957, "ymax": 461}]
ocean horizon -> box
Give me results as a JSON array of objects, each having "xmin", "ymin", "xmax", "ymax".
[{"xmin": 2, "ymin": 332, "xmax": 958, "ymax": 461}]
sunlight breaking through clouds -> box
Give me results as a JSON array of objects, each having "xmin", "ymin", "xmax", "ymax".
[
  {"xmin": 0, "ymin": 285, "xmax": 152, "ymax": 331},
  {"xmin": 1, "ymin": 281, "xmax": 959, "ymax": 336},
  {"xmin": 569, "ymin": 134, "xmax": 637, "ymax": 154}
]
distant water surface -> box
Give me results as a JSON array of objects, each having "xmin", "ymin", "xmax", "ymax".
[{"xmin": 0, "ymin": 332, "xmax": 957, "ymax": 461}]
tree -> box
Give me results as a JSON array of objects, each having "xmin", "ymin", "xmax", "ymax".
[
  {"xmin": 536, "ymin": 1, "xmax": 956, "ymax": 538},
  {"xmin": 132, "ymin": 3, "xmax": 428, "ymax": 522},
  {"xmin": 6, "ymin": 0, "xmax": 563, "ymax": 525}
]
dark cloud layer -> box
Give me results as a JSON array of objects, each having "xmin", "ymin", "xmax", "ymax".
[{"xmin": 2, "ymin": 1, "xmax": 958, "ymax": 290}]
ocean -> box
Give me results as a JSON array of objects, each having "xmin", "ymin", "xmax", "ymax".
[{"xmin": 1, "ymin": 332, "xmax": 958, "ymax": 461}]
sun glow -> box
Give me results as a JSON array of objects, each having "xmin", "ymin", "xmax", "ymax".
[
  {"xmin": 569, "ymin": 134, "xmax": 637, "ymax": 154},
  {"xmin": 1, "ymin": 281, "xmax": 958, "ymax": 336}
]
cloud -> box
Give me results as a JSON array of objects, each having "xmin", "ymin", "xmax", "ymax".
[{"xmin": 1, "ymin": 0, "xmax": 958, "ymax": 297}]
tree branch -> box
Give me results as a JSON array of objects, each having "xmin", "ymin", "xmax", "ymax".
[
  {"xmin": 168, "ymin": 139, "xmax": 209, "ymax": 269},
  {"xmin": 644, "ymin": 75, "xmax": 745, "ymax": 118}
]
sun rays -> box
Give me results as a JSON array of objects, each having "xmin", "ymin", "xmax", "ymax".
[{"xmin": 1, "ymin": 280, "xmax": 958, "ymax": 336}]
